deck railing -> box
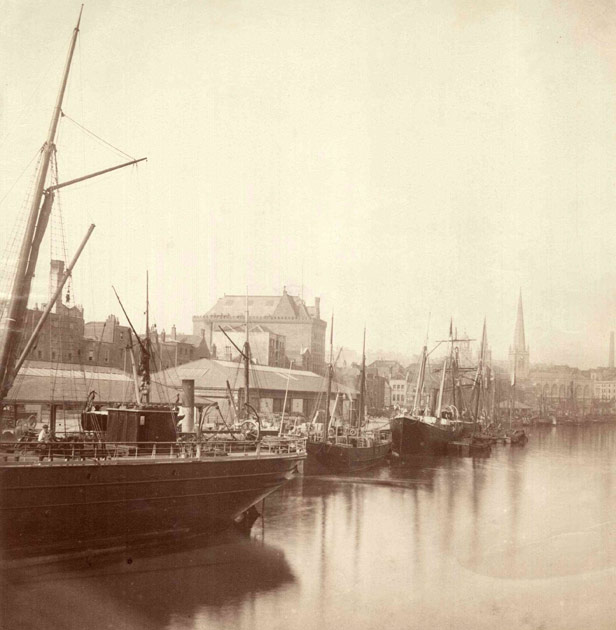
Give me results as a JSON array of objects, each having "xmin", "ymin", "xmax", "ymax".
[{"xmin": 0, "ymin": 436, "xmax": 307, "ymax": 463}]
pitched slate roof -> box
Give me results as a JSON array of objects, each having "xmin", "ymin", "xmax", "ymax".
[
  {"xmin": 217, "ymin": 323, "xmax": 278, "ymax": 336},
  {"xmin": 152, "ymin": 358, "xmax": 356, "ymax": 397},
  {"xmin": 204, "ymin": 291, "xmax": 312, "ymax": 320},
  {"xmin": 6, "ymin": 357, "xmax": 354, "ymax": 406},
  {"xmin": 7, "ymin": 361, "xmax": 135, "ymax": 404}
]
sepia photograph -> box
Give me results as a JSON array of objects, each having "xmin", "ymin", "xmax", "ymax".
[{"xmin": 1, "ymin": 1, "xmax": 616, "ymax": 628}]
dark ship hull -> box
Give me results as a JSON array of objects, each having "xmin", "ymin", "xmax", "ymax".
[
  {"xmin": 0, "ymin": 450, "xmax": 303, "ymax": 559},
  {"xmin": 306, "ymin": 439, "xmax": 390, "ymax": 472},
  {"xmin": 390, "ymin": 415, "xmax": 464, "ymax": 456}
]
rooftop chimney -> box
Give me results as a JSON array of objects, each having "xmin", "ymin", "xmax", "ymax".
[
  {"xmin": 172, "ymin": 324, "xmax": 177, "ymax": 340},
  {"xmin": 314, "ymin": 297, "xmax": 321, "ymax": 320}
]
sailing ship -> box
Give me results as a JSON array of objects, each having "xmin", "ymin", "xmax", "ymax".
[
  {"xmin": 307, "ymin": 323, "xmax": 391, "ymax": 472},
  {"xmin": 0, "ymin": 10, "xmax": 305, "ymax": 558}
]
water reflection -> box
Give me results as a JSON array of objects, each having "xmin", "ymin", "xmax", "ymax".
[
  {"xmin": 1, "ymin": 532, "xmax": 295, "ymax": 630},
  {"xmin": 4, "ymin": 425, "xmax": 616, "ymax": 630}
]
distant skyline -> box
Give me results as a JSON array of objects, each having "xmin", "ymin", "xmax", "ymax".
[{"xmin": 2, "ymin": 1, "xmax": 616, "ymax": 370}]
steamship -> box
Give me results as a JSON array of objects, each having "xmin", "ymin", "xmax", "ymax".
[{"xmin": 0, "ymin": 9, "xmax": 305, "ymax": 559}]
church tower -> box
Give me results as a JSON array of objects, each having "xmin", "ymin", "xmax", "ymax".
[{"xmin": 509, "ymin": 291, "xmax": 530, "ymax": 380}]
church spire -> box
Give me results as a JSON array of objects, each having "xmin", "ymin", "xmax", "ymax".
[
  {"xmin": 513, "ymin": 290, "xmax": 526, "ymax": 351},
  {"xmin": 509, "ymin": 289, "xmax": 530, "ymax": 379}
]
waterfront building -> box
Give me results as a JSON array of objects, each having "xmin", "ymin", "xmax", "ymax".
[
  {"xmin": 404, "ymin": 365, "xmax": 436, "ymax": 410},
  {"xmin": 154, "ymin": 358, "xmax": 356, "ymax": 422},
  {"xmin": 530, "ymin": 365, "xmax": 594, "ymax": 415},
  {"xmin": 149, "ymin": 326, "xmax": 210, "ymax": 371},
  {"xmin": 389, "ymin": 377, "xmax": 409, "ymax": 407},
  {"xmin": 366, "ymin": 359, "xmax": 405, "ymax": 380},
  {"xmin": 83, "ymin": 314, "xmax": 131, "ymax": 369},
  {"xmin": 593, "ymin": 379, "xmax": 616, "ymax": 401},
  {"xmin": 193, "ymin": 288, "xmax": 326, "ymax": 374},
  {"xmin": 4, "ymin": 259, "xmax": 86, "ymax": 366},
  {"xmin": 1, "ymin": 361, "xmax": 135, "ymax": 429},
  {"xmin": 365, "ymin": 373, "xmax": 391, "ymax": 413},
  {"xmin": 21, "ymin": 302, "xmax": 85, "ymax": 365}
]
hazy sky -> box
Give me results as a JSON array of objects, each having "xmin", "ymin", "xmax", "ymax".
[{"xmin": 1, "ymin": 0, "xmax": 616, "ymax": 368}]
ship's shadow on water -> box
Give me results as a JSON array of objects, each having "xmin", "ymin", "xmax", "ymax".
[
  {"xmin": 0, "ymin": 531, "xmax": 295, "ymax": 630},
  {"xmin": 304, "ymin": 453, "xmax": 444, "ymax": 490}
]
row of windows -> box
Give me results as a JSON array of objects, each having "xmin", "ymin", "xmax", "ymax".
[{"xmin": 37, "ymin": 349, "xmax": 80, "ymax": 361}]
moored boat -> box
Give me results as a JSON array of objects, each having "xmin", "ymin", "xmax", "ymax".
[
  {"xmin": 307, "ymin": 325, "xmax": 391, "ymax": 472},
  {"xmin": 306, "ymin": 435, "xmax": 390, "ymax": 472},
  {"xmin": 1, "ymin": 412, "xmax": 304, "ymax": 558},
  {"xmin": 390, "ymin": 330, "xmax": 468, "ymax": 457},
  {"xmin": 390, "ymin": 410, "xmax": 464, "ymax": 457}
]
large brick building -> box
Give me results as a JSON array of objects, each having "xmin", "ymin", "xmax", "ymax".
[
  {"xmin": 147, "ymin": 326, "xmax": 210, "ymax": 371},
  {"xmin": 22, "ymin": 302, "xmax": 85, "ymax": 365},
  {"xmin": 83, "ymin": 314, "xmax": 131, "ymax": 369},
  {"xmin": 5, "ymin": 259, "xmax": 86, "ymax": 366},
  {"xmin": 193, "ymin": 288, "xmax": 327, "ymax": 374}
]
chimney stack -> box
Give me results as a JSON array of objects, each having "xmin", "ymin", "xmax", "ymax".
[
  {"xmin": 172, "ymin": 324, "xmax": 177, "ymax": 340},
  {"xmin": 314, "ymin": 297, "xmax": 321, "ymax": 320},
  {"xmin": 49, "ymin": 260, "xmax": 65, "ymax": 313},
  {"xmin": 610, "ymin": 332, "xmax": 614, "ymax": 369}
]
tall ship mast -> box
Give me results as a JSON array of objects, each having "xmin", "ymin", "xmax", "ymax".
[
  {"xmin": 357, "ymin": 327, "xmax": 366, "ymax": 429},
  {"xmin": 0, "ymin": 8, "xmax": 82, "ymax": 401},
  {"xmin": 0, "ymin": 7, "xmax": 145, "ymax": 402}
]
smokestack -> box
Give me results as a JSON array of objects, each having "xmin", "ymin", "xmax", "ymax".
[
  {"xmin": 314, "ymin": 297, "xmax": 321, "ymax": 320},
  {"xmin": 172, "ymin": 324, "xmax": 177, "ymax": 340},
  {"xmin": 182, "ymin": 379, "xmax": 195, "ymax": 433},
  {"xmin": 610, "ymin": 332, "xmax": 614, "ymax": 369}
]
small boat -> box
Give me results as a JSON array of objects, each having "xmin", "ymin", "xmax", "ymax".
[{"xmin": 509, "ymin": 429, "xmax": 529, "ymax": 445}]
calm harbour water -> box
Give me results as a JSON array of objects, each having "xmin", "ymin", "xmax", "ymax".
[{"xmin": 3, "ymin": 424, "xmax": 616, "ymax": 630}]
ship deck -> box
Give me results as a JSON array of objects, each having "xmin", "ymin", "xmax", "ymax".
[{"xmin": 0, "ymin": 436, "xmax": 306, "ymax": 467}]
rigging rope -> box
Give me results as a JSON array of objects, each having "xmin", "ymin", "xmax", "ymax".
[
  {"xmin": 61, "ymin": 112, "xmax": 136, "ymax": 161},
  {"xmin": 0, "ymin": 147, "xmax": 44, "ymax": 209}
]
